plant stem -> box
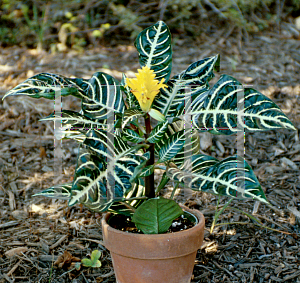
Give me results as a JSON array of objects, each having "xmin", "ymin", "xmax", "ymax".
[
  {"xmin": 210, "ymin": 197, "xmax": 233, "ymax": 234},
  {"xmin": 123, "ymin": 196, "xmax": 148, "ymax": 201},
  {"xmin": 120, "ymin": 201, "xmax": 137, "ymax": 212},
  {"xmin": 214, "ymin": 222, "xmax": 291, "ymax": 235},
  {"xmin": 144, "ymin": 114, "xmax": 155, "ymax": 198},
  {"xmin": 170, "ymin": 182, "xmax": 180, "ymax": 199}
]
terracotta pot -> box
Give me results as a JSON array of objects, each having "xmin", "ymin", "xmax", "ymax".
[{"xmin": 101, "ymin": 207, "xmax": 205, "ymax": 283}]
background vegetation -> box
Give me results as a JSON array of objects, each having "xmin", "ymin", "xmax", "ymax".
[{"xmin": 0, "ymin": 0, "xmax": 299, "ymax": 50}]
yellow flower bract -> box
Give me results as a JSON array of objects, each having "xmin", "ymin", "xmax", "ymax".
[{"xmin": 125, "ymin": 66, "xmax": 167, "ymax": 112}]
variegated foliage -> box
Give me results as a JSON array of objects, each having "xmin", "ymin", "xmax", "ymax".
[
  {"xmin": 166, "ymin": 155, "xmax": 267, "ymax": 203},
  {"xmin": 3, "ymin": 20, "xmax": 296, "ymax": 213},
  {"xmin": 36, "ymin": 129, "xmax": 147, "ymax": 212},
  {"xmin": 135, "ymin": 21, "xmax": 172, "ymax": 81},
  {"xmin": 2, "ymin": 73, "xmax": 88, "ymax": 100},
  {"xmin": 152, "ymin": 55, "xmax": 220, "ymax": 119},
  {"xmin": 82, "ymin": 72, "xmax": 124, "ymax": 120},
  {"xmin": 191, "ymin": 75, "xmax": 296, "ymax": 135}
]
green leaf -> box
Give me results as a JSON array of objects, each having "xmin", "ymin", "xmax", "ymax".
[
  {"xmin": 81, "ymin": 250, "xmax": 101, "ymax": 268},
  {"xmin": 135, "ymin": 21, "xmax": 172, "ymax": 81},
  {"xmin": 122, "ymin": 109, "xmax": 144, "ymax": 129},
  {"xmin": 40, "ymin": 110, "xmax": 106, "ymax": 136},
  {"xmin": 82, "ymin": 72, "xmax": 125, "ymax": 120},
  {"xmin": 167, "ymin": 154, "xmax": 268, "ymax": 203},
  {"xmin": 158, "ymin": 129, "xmax": 190, "ymax": 162},
  {"xmin": 74, "ymin": 262, "xmax": 81, "ymax": 270},
  {"xmin": 122, "ymin": 128, "xmax": 144, "ymax": 143},
  {"xmin": 132, "ymin": 198, "xmax": 183, "ymax": 234},
  {"xmin": 33, "ymin": 183, "xmax": 72, "ymax": 200},
  {"xmin": 154, "ymin": 119, "xmax": 200, "ymax": 167},
  {"xmin": 2, "ymin": 73, "xmax": 88, "ymax": 100},
  {"xmin": 129, "ymin": 152, "xmax": 150, "ymax": 182},
  {"xmin": 152, "ymin": 55, "xmax": 219, "ymax": 118},
  {"xmin": 191, "ymin": 74, "xmax": 296, "ymax": 134},
  {"xmin": 147, "ymin": 120, "xmax": 169, "ymax": 143},
  {"xmin": 109, "ymin": 182, "xmax": 145, "ymax": 216},
  {"xmin": 69, "ymin": 130, "xmax": 145, "ymax": 212},
  {"xmin": 140, "ymin": 165, "xmax": 154, "ymax": 177}
]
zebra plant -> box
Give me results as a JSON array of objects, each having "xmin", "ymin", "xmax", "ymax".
[{"xmin": 3, "ymin": 21, "xmax": 295, "ymax": 234}]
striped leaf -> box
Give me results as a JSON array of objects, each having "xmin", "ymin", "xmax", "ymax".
[
  {"xmin": 2, "ymin": 73, "xmax": 88, "ymax": 100},
  {"xmin": 154, "ymin": 119, "xmax": 200, "ymax": 166},
  {"xmin": 121, "ymin": 73, "xmax": 139, "ymax": 109},
  {"xmin": 152, "ymin": 55, "xmax": 219, "ymax": 118},
  {"xmin": 140, "ymin": 165, "xmax": 155, "ymax": 177},
  {"xmin": 191, "ymin": 75, "xmax": 296, "ymax": 135},
  {"xmin": 109, "ymin": 183, "xmax": 145, "ymax": 216},
  {"xmin": 130, "ymin": 152, "xmax": 150, "ymax": 182},
  {"xmin": 122, "ymin": 128, "xmax": 144, "ymax": 143},
  {"xmin": 40, "ymin": 110, "xmax": 106, "ymax": 131},
  {"xmin": 33, "ymin": 183, "xmax": 72, "ymax": 200},
  {"xmin": 68, "ymin": 130, "xmax": 146, "ymax": 211},
  {"xmin": 122, "ymin": 109, "xmax": 144, "ymax": 128},
  {"xmin": 158, "ymin": 129, "xmax": 191, "ymax": 162},
  {"xmin": 147, "ymin": 120, "xmax": 169, "ymax": 143},
  {"xmin": 172, "ymin": 130, "xmax": 200, "ymax": 168},
  {"xmin": 167, "ymin": 154, "xmax": 268, "ymax": 203},
  {"xmin": 82, "ymin": 72, "xmax": 125, "ymax": 120},
  {"xmin": 135, "ymin": 21, "xmax": 172, "ymax": 81}
]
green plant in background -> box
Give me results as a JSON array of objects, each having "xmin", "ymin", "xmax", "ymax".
[
  {"xmin": 110, "ymin": 3, "xmax": 145, "ymax": 39},
  {"xmin": 81, "ymin": 250, "xmax": 102, "ymax": 268},
  {"xmin": 1, "ymin": 0, "xmax": 300, "ymax": 48},
  {"xmin": 21, "ymin": 3, "xmax": 50, "ymax": 51},
  {"xmin": 2, "ymin": 21, "xmax": 295, "ymax": 234}
]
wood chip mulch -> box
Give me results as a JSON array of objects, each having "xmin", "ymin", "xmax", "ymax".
[{"xmin": 0, "ymin": 27, "xmax": 300, "ymax": 282}]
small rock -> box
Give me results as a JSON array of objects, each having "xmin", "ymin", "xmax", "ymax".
[
  {"xmin": 295, "ymin": 16, "xmax": 300, "ymax": 31},
  {"xmin": 11, "ymin": 210, "xmax": 28, "ymax": 220},
  {"xmin": 216, "ymin": 140, "xmax": 225, "ymax": 154},
  {"xmin": 200, "ymin": 132, "xmax": 212, "ymax": 151},
  {"xmin": 281, "ymin": 157, "xmax": 298, "ymax": 170},
  {"xmin": 5, "ymin": 247, "xmax": 28, "ymax": 258}
]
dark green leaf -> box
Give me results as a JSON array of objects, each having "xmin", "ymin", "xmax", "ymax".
[
  {"xmin": 135, "ymin": 21, "xmax": 172, "ymax": 81},
  {"xmin": 69, "ymin": 130, "xmax": 145, "ymax": 212},
  {"xmin": 147, "ymin": 120, "xmax": 168, "ymax": 143},
  {"xmin": 2, "ymin": 73, "xmax": 88, "ymax": 100},
  {"xmin": 122, "ymin": 128, "xmax": 144, "ymax": 143},
  {"xmin": 158, "ymin": 129, "xmax": 190, "ymax": 162},
  {"xmin": 167, "ymin": 154, "xmax": 268, "ymax": 203},
  {"xmin": 33, "ymin": 183, "xmax": 72, "ymax": 200},
  {"xmin": 152, "ymin": 55, "xmax": 219, "ymax": 118},
  {"xmin": 82, "ymin": 72, "xmax": 125, "ymax": 120},
  {"xmin": 140, "ymin": 165, "xmax": 154, "ymax": 177},
  {"xmin": 122, "ymin": 109, "xmax": 144, "ymax": 128},
  {"xmin": 132, "ymin": 198, "xmax": 183, "ymax": 234},
  {"xmin": 191, "ymin": 75, "xmax": 296, "ymax": 134}
]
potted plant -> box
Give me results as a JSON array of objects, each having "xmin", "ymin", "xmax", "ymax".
[{"xmin": 3, "ymin": 21, "xmax": 295, "ymax": 283}]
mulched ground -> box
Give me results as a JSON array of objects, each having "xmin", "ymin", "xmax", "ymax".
[{"xmin": 0, "ymin": 25, "xmax": 300, "ymax": 283}]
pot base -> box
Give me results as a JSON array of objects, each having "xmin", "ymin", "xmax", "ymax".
[
  {"xmin": 113, "ymin": 252, "xmax": 197, "ymax": 283},
  {"xmin": 102, "ymin": 207, "xmax": 205, "ymax": 283}
]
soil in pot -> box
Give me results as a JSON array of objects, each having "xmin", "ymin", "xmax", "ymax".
[{"xmin": 108, "ymin": 212, "xmax": 196, "ymax": 234}]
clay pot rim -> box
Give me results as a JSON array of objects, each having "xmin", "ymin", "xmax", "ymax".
[
  {"xmin": 102, "ymin": 206, "xmax": 205, "ymax": 259},
  {"xmin": 103, "ymin": 206, "xmax": 205, "ymax": 238}
]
